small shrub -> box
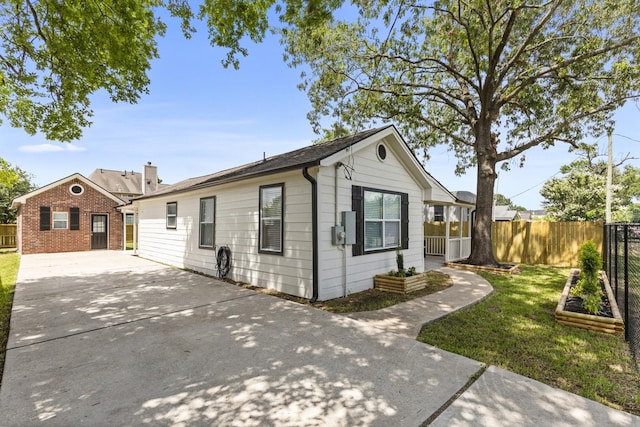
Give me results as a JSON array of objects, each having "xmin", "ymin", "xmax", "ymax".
[{"xmin": 571, "ymin": 240, "xmax": 603, "ymax": 314}]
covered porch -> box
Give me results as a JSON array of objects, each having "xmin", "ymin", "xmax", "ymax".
[{"xmin": 423, "ymin": 201, "xmax": 474, "ymax": 263}]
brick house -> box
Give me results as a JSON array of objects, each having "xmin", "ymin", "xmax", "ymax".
[{"xmin": 11, "ymin": 174, "xmax": 125, "ymax": 254}]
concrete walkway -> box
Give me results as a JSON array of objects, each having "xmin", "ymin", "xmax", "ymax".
[
  {"xmin": 347, "ymin": 267, "xmax": 494, "ymax": 338},
  {"xmin": 348, "ymin": 266, "xmax": 640, "ymax": 426},
  {"xmin": 1, "ymin": 252, "xmax": 639, "ymax": 426}
]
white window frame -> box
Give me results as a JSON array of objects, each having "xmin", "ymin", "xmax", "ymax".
[
  {"xmin": 199, "ymin": 196, "xmax": 216, "ymax": 249},
  {"xmin": 364, "ymin": 190, "xmax": 401, "ymax": 251},
  {"xmin": 259, "ymin": 183, "xmax": 284, "ymax": 255},
  {"xmin": 166, "ymin": 202, "xmax": 177, "ymax": 229},
  {"xmin": 52, "ymin": 211, "xmax": 69, "ymax": 229}
]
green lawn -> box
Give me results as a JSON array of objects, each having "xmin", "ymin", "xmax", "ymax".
[
  {"xmin": 418, "ymin": 265, "xmax": 640, "ymax": 416},
  {"xmin": 0, "ymin": 252, "xmax": 19, "ymax": 385}
]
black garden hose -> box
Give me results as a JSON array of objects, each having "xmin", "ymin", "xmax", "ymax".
[{"xmin": 216, "ymin": 245, "xmax": 232, "ymax": 278}]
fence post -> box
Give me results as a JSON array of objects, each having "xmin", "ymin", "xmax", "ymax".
[
  {"xmin": 623, "ymin": 225, "xmax": 629, "ymax": 341},
  {"xmin": 614, "ymin": 225, "xmax": 619, "ymax": 297}
]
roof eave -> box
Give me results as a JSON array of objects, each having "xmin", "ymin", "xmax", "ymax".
[{"xmin": 133, "ymin": 160, "xmax": 321, "ymax": 202}]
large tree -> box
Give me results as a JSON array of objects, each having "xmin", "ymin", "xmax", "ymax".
[
  {"xmin": 274, "ymin": 0, "xmax": 640, "ymax": 265},
  {"xmin": 0, "ymin": 0, "xmax": 194, "ymax": 141}
]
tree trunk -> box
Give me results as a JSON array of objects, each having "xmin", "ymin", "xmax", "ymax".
[{"xmin": 467, "ymin": 124, "xmax": 499, "ymax": 266}]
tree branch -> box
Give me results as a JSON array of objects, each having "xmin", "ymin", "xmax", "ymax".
[
  {"xmin": 495, "ymin": 101, "xmax": 628, "ymax": 162},
  {"xmin": 500, "ymin": 35, "xmax": 640, "ymax": 108}
]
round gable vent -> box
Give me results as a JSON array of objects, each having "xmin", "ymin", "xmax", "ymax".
[
  {"xmin": 70, "ymin": 184, "xmax": 84, "ymax": 195},
  {"xmin": 376, "ymin": 143, "xmax": 387, "ymax": 161}
]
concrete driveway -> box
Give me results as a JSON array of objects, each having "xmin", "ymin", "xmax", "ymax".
[{"xmin": 1, "ymin": 251, "xmax": 482, "ymax": 426}]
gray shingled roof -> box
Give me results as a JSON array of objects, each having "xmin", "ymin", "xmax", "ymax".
[
  {"xmin": 136, "ymin": 126, "xmax": 392, "ymax": 200},
  {"xmin": 88, "ymin": 169, "xmax": 143, "ymax": 195}
]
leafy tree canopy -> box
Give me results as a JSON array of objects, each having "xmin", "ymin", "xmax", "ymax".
[
  {"xmin": 540, "ymin": 154, "xmax": 640, "ymax": 221},
  {"xmin": 0, "ymin": 158, "xmax": 35, "ymax": 224}
]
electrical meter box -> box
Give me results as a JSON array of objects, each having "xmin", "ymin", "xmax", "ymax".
[
  {"xmin": 331, "ymin": 225, "xmax": 345, "ymax": 245},
  {"xmin": 331, "ymin": 211, "xmax": 356, "ymax": 245},
  {"xmin": 342, "ymin": 211, "xmax": 356, "ymax": 245}
]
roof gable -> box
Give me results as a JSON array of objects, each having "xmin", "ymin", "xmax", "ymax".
[{"xmin": 11, "ymin": 173, "xmax": 124, "ymax": 208}]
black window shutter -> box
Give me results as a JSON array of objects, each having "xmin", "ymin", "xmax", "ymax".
[
  {"xmin": 401, "ymin": 193, "xmax": 409, "ymax": 249},
  {"xmin": 352, "ymin": 186, "xmax": 364, "ymax": 256},
  {"xmin": 40, "ymin": 206, "xmax": 51, "ymax": 231},
  {"xmin": 70, "ymin": 207, "xmax": 80, "ymax": 230}
]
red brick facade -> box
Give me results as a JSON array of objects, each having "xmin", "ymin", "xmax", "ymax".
[{"xmin": 16, "ymin": 177, "xmax": 123, "ymax": 254}]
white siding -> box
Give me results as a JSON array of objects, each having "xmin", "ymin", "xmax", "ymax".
[
  {"xmin": 135, "ymin": 170, "xmax": 313, "ymax": 298},
  {"xmin": 316, "ymin": 140, "xmax": 425, "ymax": 300}
]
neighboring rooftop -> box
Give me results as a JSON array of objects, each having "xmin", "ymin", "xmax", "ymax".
[
  {"xmin": 89, "ymin": 163, "xmax": 164, "ymax": 201},
  {"xmin": 453, "ymin": 191, "xmax": 476, "ymax": 205},
  {"xmin": 89, "ymin": 169, "xmax": 143, "ymax": 197}
]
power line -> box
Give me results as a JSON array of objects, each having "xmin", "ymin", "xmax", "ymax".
[
  {"xmin": 509, "ymin": 170, "xmax": 562, "ymax": 200},
  {"xmin": 613, "ymin": 133, "xmax": 640, "ymax": 143}
]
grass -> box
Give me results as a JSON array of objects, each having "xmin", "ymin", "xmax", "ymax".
[
  {"xmin": 0, "ymin": 252, "xmax": 20, "ymax": 386},
  {"xmin": 236, "ymin": 271, "xmax": 453, "ymax": 313},
  {"xmin": 418, "ymin": 265, "xmax": 640, "ymax": 416}
]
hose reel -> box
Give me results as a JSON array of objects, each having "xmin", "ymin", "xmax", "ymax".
[{"xmin": 216, "ymin": 245, "xmax": 232, "ymax": 279}]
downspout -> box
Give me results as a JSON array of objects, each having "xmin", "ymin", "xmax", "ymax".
[{"xmin": 303, "ymin": 167, "xmax": 319, "ymax": 303}]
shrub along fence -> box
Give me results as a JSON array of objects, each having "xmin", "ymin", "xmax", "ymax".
[
  {"xmin": 492, "ymin": 221, "xmax": 603, "ymax": 267},
  {"xmin": 0, "ymin": 224, "xmax": 16, "ymax": 248},
  {"xmin": 603, "ymin": 223, "xmax": 640, "ymax": 368}
]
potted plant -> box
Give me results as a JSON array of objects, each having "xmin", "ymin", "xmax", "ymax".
[{"xmin": 555, "ymin": 240, "xmax": 624, "ymax": 334}]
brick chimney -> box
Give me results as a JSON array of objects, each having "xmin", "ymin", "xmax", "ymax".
[{"xmin": 142, "ymin": 162, "xmax": 158, "ymax": 195}]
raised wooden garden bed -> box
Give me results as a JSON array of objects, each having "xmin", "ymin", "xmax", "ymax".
[
  {"xmin": 374, "ymin": 272, "xmax": 430, "ymax": 294},
  {"xmin": 555, "ymin": 269, "xmax": 624, "ymax": 335}
]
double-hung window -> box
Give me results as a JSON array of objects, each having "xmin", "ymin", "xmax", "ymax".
[
  {"xmin": 352, "ymin": 186, "xmax": 408, "ymax": 256},
  {"xmin": 199, "ymin": 197, "xmax": 215, "ymax": 249},
  {"xmin": 259, "ymin": 184, "xmax": 284, "ymax": 254},
  {"xmin": 166, "ymin": 202, "xmax": 177, "ymax": 229},
  {"xmin": 364, "ymin": 190, "xmax": 401, "ymax": 251},
  {"xmin": 52, "ymin": 211, "xmax": 69, "ymax": 229}
]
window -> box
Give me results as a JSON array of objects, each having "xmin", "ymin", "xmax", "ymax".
[
  {"xmin": 40, "ymin": 206, "xmax": 51, "ymax": 231},
  {"xmin": 166, "ymin": 202, "xmax": 177, "ymax": 229},
  {"xmin": 434, "ymin": 205, "xmax": 444, "ymax": 221},
  {"xmin": 53, "ymin": 211, "xmax": 68, "ymax": 229},
  {"xmin": 352, "ymin": 186, "xmax": 408, "ymax": 256},
  {"xmin": 259, "ymin": 184, "xmax": 284, "ymax": 254},
  {"xmin": 364, "ymin": 190, "xmax": 401, "ymax": 250},
  {"xmin": 199, "ymin": 197, "xmax": 216, "ymax": 249},
  {"xmin": 69, "ymin": 184, "xmax": 84, "ymax": 195}
]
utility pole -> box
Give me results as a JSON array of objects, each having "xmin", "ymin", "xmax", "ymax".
[{"xmin": 605, "ymin": 131, "xmax": 613, "ymax": 223}]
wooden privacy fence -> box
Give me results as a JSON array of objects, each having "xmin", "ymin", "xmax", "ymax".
[
  {"xmin": 492, "ymin": 221, "xmax": 603, "ymax": 267},
  {"xmin": 425, "ymin": 221, "xmax": 603, "ymax": 267},
  {"xmin": 0, "ymin": 224, "xmax": 17, "ymax": 248}
]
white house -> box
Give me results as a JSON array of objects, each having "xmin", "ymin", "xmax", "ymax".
[{"xmin": 130, "ymin": 126, "xmax": 466, "ymax": 301}]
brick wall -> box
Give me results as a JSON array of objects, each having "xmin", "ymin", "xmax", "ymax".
[{"xmin": 18, "ymin": 178, "xmax": 123, "ymax": 254}]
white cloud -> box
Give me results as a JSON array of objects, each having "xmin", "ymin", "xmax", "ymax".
[
  {"xmin": 66, "ymin": 144, "xmax": 87, "ymax": 152},
  {"xmin": 18, "ymin": 143, "xmax": 86, "ymax": 153}
]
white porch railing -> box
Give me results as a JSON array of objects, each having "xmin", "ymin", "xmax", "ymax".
[
  {"xmin": 424, "ymin": 236, "xmax": 472, "ymax": 261},
  {"xmin": 424, "ymin": 236, "xmax": 446, "ymax": 255},
  {"xmin": 447, "ymin": 237, "xmax": 472, "ymax": 261}
]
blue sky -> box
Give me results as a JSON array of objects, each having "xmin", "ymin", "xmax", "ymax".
[{"xmin": 1, "ymin": 17, "xmax": 638, "ymax": 210}]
